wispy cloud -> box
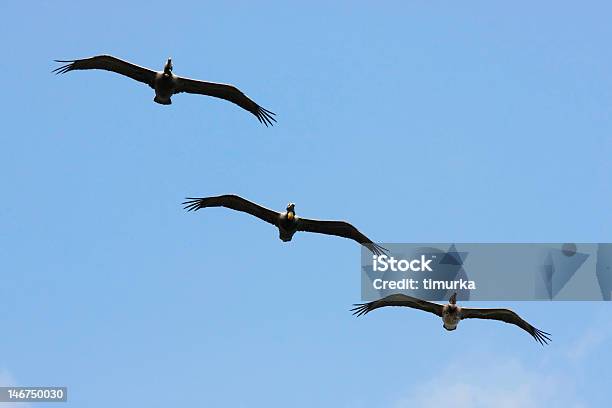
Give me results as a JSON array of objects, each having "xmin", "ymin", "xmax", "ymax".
[
  {"xmin": 391, "ymin": 307, "xmax": 612, "ymax": 408},
  {"xmin": 566, "ymin": 312, "xmax": 612, "ymax": 362},
  {"xmin": 394, "ymin": 357, "xmax": 585, "ymax": 408},
  {"xmin": 0, "ymin": 369, "xmax": 31, "ymax": 408}
]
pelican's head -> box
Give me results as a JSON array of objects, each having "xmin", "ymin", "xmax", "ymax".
[
  {"xmin": 449, "ymin": 292, "xmax": 457, "ymax": 305},
  {"xmin": 286, "ymin": 203, "xmax": 296, "ymax": 220},
  {"xmin": 164, "ymin": 58, "xmax": 173, "ymax": 75}
]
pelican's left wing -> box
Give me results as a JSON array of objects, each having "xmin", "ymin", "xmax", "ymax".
[
  {"xmin": 351, "ymin": 294, "xmax": 444, "ymax": 317},
  {"xmin": 182, "ymin": 194, "xmax": 279, "ymax": 226},
  {"xmin": 53, "ymin": 55, "xmax": 157, "ymax": 87},
  {"xmin": 173, "ymin": 77, "xmax": 276, "ymax": 126},
  {"xmin": 460, "ymin": 307, "xmax": 551, "ymax": 345},
  {"xmin": 296, "ymin": 217, "xmax": 387, "ymax": 255}
]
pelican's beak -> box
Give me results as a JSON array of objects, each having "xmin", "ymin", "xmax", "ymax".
[{"xmin": 287, "ymin": 212, "xmax": 294, "ymax": 221}]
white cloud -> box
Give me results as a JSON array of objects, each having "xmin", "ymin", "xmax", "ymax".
[
  {"xmin": 0, "ymin": 370, "xmax": 16, "ymax": 386},
  {"xmin": 0, "ymin": 369, "xmax": 31, "ymax": 408},
  {"xmin": 566, "ymin": 313, "xmax": 612, "ymax": 362},
  {"xmin": 394, "ymin": 357, "xmax": 585, "ymax": 408},
  {"xmin": 392, "ymin": 309, "xmax": 612, "ymax": 408}
]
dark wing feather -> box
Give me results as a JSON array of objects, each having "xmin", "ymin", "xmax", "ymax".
[
  {"xmin": 53, "ymin": 55, "xmax": 156, "ymax": 87},
  {"xmin": 182, "ymin": 194, "xmax": 279, "ymax": 226},
  {"xmin": 460, "ymin": 308, "xmax": 551, "ymax": 345},
  {"xmin": 173, "ymin": 77, "xmax": 276, "ymax": 126},
  {"xmin": 296, "ymin": 218, "xmax": 386, "ymax": 255},
  {"xmin": 351, "ymin": 294, "xmax": 444, "ymax": 317}
]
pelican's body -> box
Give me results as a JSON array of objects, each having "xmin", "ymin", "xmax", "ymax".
[
  {"xmin": 278, "ymin": 204, "xmax": 298, "ymax": 242},
  {"xmin": 441, "ymin": 293, "xmax": 460, "ymax": 331},
  {"xmin": 54, "ymin": 55, "xmax": 276, "ymax": 125},
  {"xmin": 152, "ymin": 61, "xmax": 176, "ymax": 105}
]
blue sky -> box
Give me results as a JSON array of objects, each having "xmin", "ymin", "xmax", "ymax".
[{"xmin": 1, "ymin": 1, "xmax": 611, "ymax": 406}]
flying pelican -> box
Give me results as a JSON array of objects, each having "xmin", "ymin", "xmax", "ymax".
[
  {"xmin": 182, "ymin": 194, "xmax": 386, "ymax": 255},
  {"xmin": 53, "ymin": 55, "xmax": 276, "ymax": 126},
  {"xmin": 351, "ymin": 293, "xmax": 551, "ymax": 345}
]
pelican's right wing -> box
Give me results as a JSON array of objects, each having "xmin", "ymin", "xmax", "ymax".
[
  {"xmin": 351, "ymin": 294, "xmax": 444, "ymax": 317},
  {"xmin": 296, "ymin": 218, "xmax": 387, "ymax": 255},
  {"xmin": 182, "ymin": 194, "xmax": 279, "ymax": 226},
  {"xmin": 460, "ymin": 307, "xmax": 551, "ymax": 345},
  {"xmin": 53, "ymin": 55, "xmax": 157, "ymax": 88},
  {"xmin": 173, "ymin": 77, "xmax": 276, "ymax": 126}
]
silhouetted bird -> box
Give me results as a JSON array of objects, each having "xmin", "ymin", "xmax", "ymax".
[
  {"xmin": 352, "ymin": 292, "xmax": 551, "ymax": 345},
  {"xmin": 53, "ymin": 55, "xmax": 275, "ymax": 126},
  {"xmin": 183, "ymin": 194, "xmax": 386, "ymax": 255}
]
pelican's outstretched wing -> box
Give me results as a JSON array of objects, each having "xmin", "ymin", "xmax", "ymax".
[
  {"xmin": 182, "ymin": 194, "xmax": 279, "ymax": 226},
  {"xmin": 174, "ymin": 77, "xmax": 276, "ymax": 126},
  {"xmin": 460, "ymin": 307, "xmax": 551, "ymax": 345},
  {"xmin": 351, "ymin": 294, "xmax": 444, "ymax": 317},
  {"xmin": 53, "ymin": 55, "xmax": 156, "ymax": 87},
  {"xmin": 297, "ymin": 217, "xmax": 386, "ymax": 255}
]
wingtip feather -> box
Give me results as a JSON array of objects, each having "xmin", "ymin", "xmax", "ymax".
[
  {"xmin": 256, "ymin": 106, "xmax": 276, "ymax": 127},
  {"xmin": 350, "ymin": 303, "xmax": 370, "ymax": 317},
  {"xmin": 52, "ymin": 61, "xmax": 74, "ymax": 75},
  {"xmin": 182, "ymin": 197, "xmax": 204, "ymax": 212}
]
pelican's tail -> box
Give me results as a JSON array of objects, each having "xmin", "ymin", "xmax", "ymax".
[{"xmin": 154, "ymin": 96, "xmax": 172, "ymax": 105}]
